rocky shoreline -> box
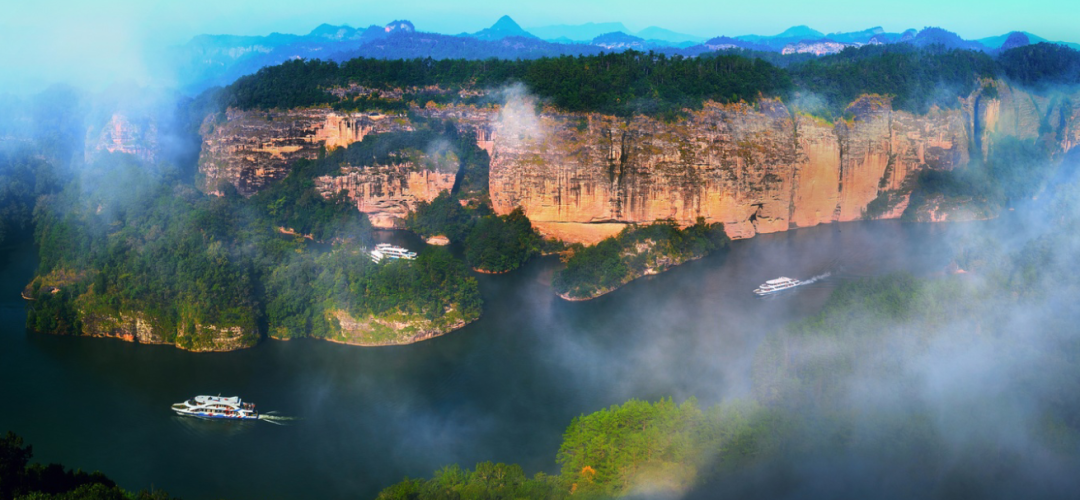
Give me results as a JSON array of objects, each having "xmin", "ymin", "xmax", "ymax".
[
  {"xmin": 472, "ymin": 267, "xmax": 510, "ymax": 275},
  {"xmin": 308, "ymin": 318, "xmax": 470, "ymax": 347},
  {"xmin": 40, "ymin": 309, "xmax": 475, "ymax": 351}
]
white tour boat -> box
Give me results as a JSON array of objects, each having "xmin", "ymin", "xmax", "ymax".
[
  {"xmin": 369, "ymin": 243, "xmax": 417, "ymax": 263},
  {"xmin": 753, "ymin": 277, "xmax": 803, "ymax": 296},
  {"xmin": 171, "ymin": 395, "xmax": 259, "ymax": 420}
]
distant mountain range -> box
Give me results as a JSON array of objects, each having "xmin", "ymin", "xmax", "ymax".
[
  {"xmin": 979, "ymin": 31, "xmax": 1080, "ymax": 50},
  {"xmin": 465, "ymin": 15, "xmax": 537, "ymax": 41},
  {"xmin": 164, "ymin": 15, "xmax": 1080, "ymax": 94},
  {"xmin": 526, "ymin": 22, "xmax": 705, "ymax": 45}
]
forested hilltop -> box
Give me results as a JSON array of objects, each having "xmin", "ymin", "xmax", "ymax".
[{"xmin": 220, "ymin": 42, "xmax": 1079, "ymax": 118}]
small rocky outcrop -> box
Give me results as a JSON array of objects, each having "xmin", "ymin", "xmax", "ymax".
[
  {"xmin": 314, "ymin": 157, "xmax": 457, "ymax": 228},
  {"xmin": 81, "ymin": 312, "xmax": 169, "ymax": 345},
  {"xmin": 781, "ymin": 39, "xmax": 854, "ymax": 55},
  {"xmin": 74, "ymin": 305, "xmax": 258, "ymax": 352},
  {"xmin": 175, "ymin": 322, "xmax": 257, "ymax": 352},
  {"xmin": 319, "ymin": 308, "xmax": 471, "ymax": 346},
  {"xmin": 85, "ymin": 113, "xmax": 158, "ymax": 164}
]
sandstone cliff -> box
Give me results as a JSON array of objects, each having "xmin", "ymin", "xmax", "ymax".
[
  {"xmin": 310, "ymin": 308, "xmax": 471, "ymax": 346},
  {"xmin": 198, "ymin": 84, "xmax": 1080, "ymax": 245},
  {"xmin": 314, "ymin": 153, "xmax": 458, "ymax": 228},
  {"xmin": 199, "ymin": 108, "xmax": 411, "ymax": 195},
  {"xmin": 488, "ymin": 97, "xmax": 965, "ymax": 243},
  {"xmin": 969, "ymin": 81, "xmax": 1080, "ymax": 158},
  {"xmin": 78, "ymin": 307, "xmax": 258, "ymax": 352},
  {"xmin": 81, "ymin": 311, "xmax": 169, "ymax": 345},
  {"xmin": 489, "ymin": 87, "xmax": 1078, "ymax": 244},
  {"xmin": 266, "ymin": 305, "xmax": 474, "ymax": 346}
]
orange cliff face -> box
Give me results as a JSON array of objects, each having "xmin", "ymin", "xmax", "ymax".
[
  {"xmin": 196, "ymin": 84, "xmax": 1080, "ymax": 245},
  {"xmin": 198, "ymin": 108, "xmax": 411, "ymax": 196},
  {"xmin": 969, "ymin": 82, "xmax": 1080, "ymax": 157},
  {"xmin": 314, "ymin": 162, "xmax": 457, "ymax": 228},
  {"xmin": 488, "ymin": 96, "xmax": 971, "ymax": 243}
]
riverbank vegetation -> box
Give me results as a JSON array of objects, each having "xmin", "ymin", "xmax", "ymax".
[
  {"xmin": 0, "ymin": 432, "xmax": 176, "ymax": 500},
  {"xmin": 553, "ymin": 219, "xmax": 729, "ymax": 300}
]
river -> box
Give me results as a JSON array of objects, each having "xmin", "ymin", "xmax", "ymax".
[{"xmin": 0, "ymin": 220, "xmax": 967, "ymax": 499}]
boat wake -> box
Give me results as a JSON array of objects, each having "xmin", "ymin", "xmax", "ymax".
[
  {"xmin": 257, "ymin": 412, "xmax": 300, "ymax": 425},
  {"xmin": 801, "ymin": 272, "xmax": 832, "ymax": 285}
]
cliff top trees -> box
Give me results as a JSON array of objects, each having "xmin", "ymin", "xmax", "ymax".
[
  {"xmin": 998, "ymin": 42, "xmax": 1080, "ymax": 88},
  {"xmin": 222, "ymin": 51, "xmax": 792, "ymax": 118},
  {"xmin": 788, "ymin": 44, "xmax": 999, "ymax": 115},
  {"xmin": 221, "ymin": 42, "xmax": 1080, "ymax": 121}
]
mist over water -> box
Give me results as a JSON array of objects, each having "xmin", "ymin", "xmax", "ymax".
[{"xmin": 0, "ymin": 220, "xmax": 963, "ymax": 499}]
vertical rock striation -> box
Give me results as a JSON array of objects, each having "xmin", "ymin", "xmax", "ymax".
[
  {"xmin": 314, "ymin": 161, "xmax": 457, "ymax": 228},
  {"xmin": 198, "ymin": 108, "xmax": 411, "ymax": 195},
  {"xmin": 488, "ymin": 97, "xmax": 971, "ymax": 242},
  {"xmin": 197, "ymin": 85, "xmax": 1080, "ymax": 245}
]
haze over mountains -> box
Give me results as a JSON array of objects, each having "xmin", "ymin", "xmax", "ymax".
[{"xmin": 164, "ymin": 14, "xmax": 1080, "ymax": 93}]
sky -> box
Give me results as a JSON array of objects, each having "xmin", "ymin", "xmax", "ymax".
[{"xmin": 1, "ymin": 0, "xmax": 1079, "ymax": 93}]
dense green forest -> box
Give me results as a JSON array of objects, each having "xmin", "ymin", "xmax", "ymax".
[
  {"xmin": 224, "ymin": 51, "xmax": 792, "ymax": 117},
  {"xmin": 29, "ymin": 155, "xmax": 263, "ymax": 348},
  {"xmin": 788, "ymin": 44, "xmax": 999, "ymax": 115},
  {"xmin": 14, "ymin": 98, "xmax": 568, "ymax": 348},
  {"xmin": 997, "ymin": 42, "xmax": 1080, "ymax": 87},
  {"xmin": 0, "ymin": 432, "xmax": 176, "ymax": 500},
  {"xmin": 265, "ymin": 246, "xmax": 482, "ymax": 342},
  {"xmin": 553, "ymin": 219, "xmax": 729, "ymax": 299},
  {"xmin": 0, "ymin": 149, "xmax": 62, "ymax": 248},
  {"xmin": 406, "ymin": 194, "xmax": 545, "ymax": 273},
  {"xmin": 26, "ymin": 124, "xmax": 485, "ymax": 348},
  {"xmin": 220, "ymin": 42, "xmax": 1078, "ymax": 119}
]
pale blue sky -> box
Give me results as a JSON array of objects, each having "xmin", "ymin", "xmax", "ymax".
[{"xmin": 2, "ymin": 0, "xmax": 1078, "ymax": 93}]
